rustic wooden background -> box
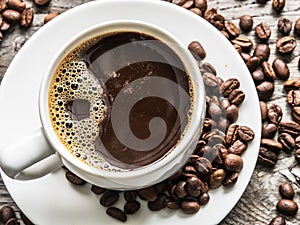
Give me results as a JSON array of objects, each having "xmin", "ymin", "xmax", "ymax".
[{"xmin": 0, "ymin": 0, "xmax": 300, "ymax": 224}]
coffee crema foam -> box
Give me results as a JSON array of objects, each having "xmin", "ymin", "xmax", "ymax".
[
  {"xmin": 49, "ymin": 36, "xmax": 122, "ymax": 171},
  {"xmin": 49, "ymin": 32, "xmax": 194, "ymax": 172}
]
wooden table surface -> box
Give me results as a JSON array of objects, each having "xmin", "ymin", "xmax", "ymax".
[{"xmin": 0, "ymin": 0, "xmax": 300, "ymax": 224}]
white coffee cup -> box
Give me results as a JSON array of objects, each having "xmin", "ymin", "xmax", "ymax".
[{"xmin": 0, "ymin": 20, "xmax": 206, "ymax": 190}]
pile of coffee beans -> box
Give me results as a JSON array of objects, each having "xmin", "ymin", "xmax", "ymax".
[{"xmin": 64, "ymin": 35, "xmax": 255, "ymax": 222}]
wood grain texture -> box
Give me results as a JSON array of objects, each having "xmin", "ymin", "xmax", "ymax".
[{"xmin": 0, "ymin": 0, "xmax": 300, "ymax": 224}]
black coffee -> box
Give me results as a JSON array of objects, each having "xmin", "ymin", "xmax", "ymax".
[{"xmin": 48, "ymin": 31, "xmax": 193, "ymax": 170}]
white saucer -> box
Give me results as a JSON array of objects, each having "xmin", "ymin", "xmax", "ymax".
[{"xmin": 0, "ymin": 0, "xmax": 261, "ymax": 224}]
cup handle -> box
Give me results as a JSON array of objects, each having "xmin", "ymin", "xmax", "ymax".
[{"xmin": 0, "ymin": 128, "xmax": 63, "ymax": 180}]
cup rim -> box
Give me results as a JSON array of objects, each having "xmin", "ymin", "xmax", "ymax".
[{"xmin": 39, "ymin": 19, "xmax": 205, "ymax": 180}]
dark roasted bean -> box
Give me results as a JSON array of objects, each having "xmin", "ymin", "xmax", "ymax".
[
  {"xmin": 255, "ymin": 22, "xmax": 271, "ymax": 40},
  {"xmin": 208, "ymin": 13, "xmax": 225, "ymax": 30},
  {"xmin": 204, "ymin": 8, "xmax": 217, "ymax": 21},
  {"xmin": 65, "ymin": 171, "xmax": 86, "ymax": 185},
  {"xmin": 199, "ymin": 193, "xmax": 210, "ymax": 205},
  {"xmin": 224, "ymin": 154, "xmax": 243, "ymax": 172},
  {"xmin": 278, "ymin": 17, "xmax": 292, "ymax": 35},
  {"xmin": 226, "ymin": 104, "xmax": 239, "ymax": 123},
  {"xmin": 228, "ymin": 89, "xmax": 245, "ymax": 106},
  {"xmin": 225, "ymin": 21, "xmax": 240, "ymax": 38},
  {"xmin": 246, "ymin": 56, "xmax": 260, "ymax": 72},
  {"xmin": 91, "ymin": 185, "xmax": 107, "ymax": 195},
  {"xmin": 276, "ymin": 36, "xmax": 297, "ymax": 54},
  {"xmin": 262, "ymin": 123, "xmax": 277, "ymax": 139},
  {"xmin": 181, "ymin": 200, "xmax": 200, "ymax": 214},
  {"xmin": 258, "ymin": 147, "xmax": 278, "ymax": 167},
  {"xmin": 269, "ymin": 216, "xmax": 286, "ymax": 225},
  {"xmin": 174, "ymin": 181, "xmax": 188, "ymax": 199},
  {"xmin": 1, "ymin": 206, "xmax": 16, "ymax": 224},
  {"xmin": 138, "ymin": 186, "xmax": 158, "ymax": 201},
  {"xmin": 194, "ymin": 157, "xmax": 212, "ymax": 176},
  {"xmin": 238, "ymin": 126, "xmax": 255, "ymax": 142},
  {"xmin": 124, "ymin": 200, "xmax": 141, "ymax": 214},
  {"xmin": 124, "ymin": 191, "xmax": 138, "ymax": 202},
  {"xmin": 272, "ymin": 0, "xmax": 285, "ymax": 12},
  {"xmin": 223, "ymin": 172, "xmax": 239, "ymax": 186},
  {"xmin": 292, "ymin": 106, "xmax": 300, "ymax": 123},
  {"xmin": 194, "ymin": 0, "xmax": 207, "ymax": 13},
  {"xmin": 231, "ymin": 36, "xmax": 253, "ymax": 52},
  {"xmin": 272, "ymin": 58, "xmax": 290, "ymax": 80},
  {"xmin": 279, "ymin": 183, "xmax": 295, "ymax": 199},
  {"xmin": 226, "ymin": 123, "xmax": 239, "ymax": 146},
  {"xmin": 240, "ymin": 52, "xmax": 251, "ymax": 63},
  {"xmin": 20, "ymin": 8, "xmax": 34, "ymax": 27},
  {"xmin": 276, "ymin": 199, "xmax": 298, "ymax": 216},
  {"xmin": 260, "ymin": 101, "xmax": 268, "ymax": 121},
  {"xmin": 228, "ymin": 140, "xmax": 247, "ymax": 155},
  {"xmin": 239, "ymin": 15, "xmax": 253, "ymax": 32},
  {"xmin": 262, "ymin": 61, "xmax": 276, "ymax": 81},
  {"xmin": 256, "ymin": 81, "xmax": 275, "ymax": 101},
  {"xmin": 279, "ymin": 121, "xmax": 300, "ymax": 137},
  {"xmin": 186, "ymin": 176, "xmax": 206, "ymax": 197},
  {"xmin": 295, "ymin": 17, "xmax": 300, "ymax": 36},
  {"xmin": 268, "ymin": 104, "xmax": 282, "ymax": 124},
  {"xmin": 188, "ymin": 41, "xmax": 206, "ymax": 60},
  {"xmin": 100, "ymin": 191, "xmax": 119, "ymax": 207},
  {"xmin": 283, "ymin": 78, "xmax": 300, "ymax": 91},
  {"xmin": 165, "ymin": 197, "xmax": 181, "ymax": 210},
  {"xmin": 106, "ymin": 207, "xmax": 127, "ymax": 222},
  {"xmin": 209, "ymin": 169, "xmax": 226, "ymax": 188},
  {"xmin": 2, "ymin": 9, "xmax": 21, "ymax": 23},
  {"xmin": 253, "ymin": 44, "xmax": 270, "ymax": 62},
  {"xmin": 277, "ymin": 133, "xmax": 295, "ymax": 152},
  {"xmin": 287, "ymin": 90, "xmax": 300, "ymax": 106},
  {"xmin": 261, "ymin": 138, "xmax": 283, "ymax": 154},
  {"xmin": 7, "ymin": 0, "xmax": 26, "ymax": 11},
  {"xmin": 148, "ymin": 193, "xmax": 167, "ymax": 211}
]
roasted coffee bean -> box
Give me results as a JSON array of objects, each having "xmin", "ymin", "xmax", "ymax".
[
  {"xmin": 223, "ymin": 172, "xmax": 238, "ymax": 186},
  {"xmin": 292, "ymin": 106, "xmax": 300, "ymax": 124},
  {"xmin": 7, "ymin": 0, "xmax": 26, "ymax": 11},
  {"xmin": 261, "ymin": 138, "xmax": 283, "ymax": 154},
  {"xmin": 194, "ymin": 0, "xmax": 207, "ymax": 13},
  {"xmin": 228, "ymin": 89, "xmax": 245, "ymax": 106},
  {"xmin": 203, "ymin": 72, "xmax": 218, "ymax": 90},
  {"xmin": 260, "ymin": 101, "xmax": 268, "ymax": 121},
  {"xmin": 189, "ymin": 7, "xmax": 202, "ymax": 16},
  {"xmin": 256, "ymin": 81, "xmax": 274, "ymax": 101},
  {"xmin": 239, "ymin": 15, "xmax": 253, "ymax": 32},
  {"xmin": 1, "ymin": 206, "xmax": 16, "ymax": 224},
  {"xmin": 213, "ymin": 143, "xmax": 228, "ymax": 162},
  {"xmin": 258, "ymin": 147, "xmax": 278, "ymax": 167},
  {"xmin": 186, "ymin": 176, "xmax": 206, "ymax": 197},
  {"xmin": 233, "ymin": 43, "xmax": 242, "ymax": 54},
  {"xmin": 20, "ymin": 8, "xmax": 34, "ymax": 27},
  {"xmin": 226, "ymin": 104, "xmax": 239, "ymax": 123},
  {"xmin": 194, "ymin": 157, "xmax": 212, "ymax": 176},
  {"xmin": 221, "ymin": 30, "xmax": 230, "ymax": 39},
  {"xmin": 106, "ymin": 207, "xmax": 127, "ymax": 222},
  {"xmin": 294, "ymin": 148, "xmax": 300, "ymax": 162},
  {"xmin": 173, "ymin": 181, "xmax": 188, "ymax": 199},
  {"xmin": 228, "ymin": 140, "xmax": 247, "ymax": 155},
  {"xmin": 283, "ymin": 77, "xmax": 300, "ymax": 91},
  {"xmin": 269, "ymin": 216, "xmax": 286, "ymax": 225},
  {"xmin": 255, "ymin": 22, "xmax": 271, "ymax": 40},
  {"xmin": 272, "ymin": 58, "xmax": 290, "ymax": 80},
  {"xmin": 165, "ymin": 197, "xmax": 181, "ymax": 209},
  {"xmin": 278, "ymin": 133, "xmax": 295, "ymax": 152},
  {"xmin": 279, "ymin": 121, "xmax": 300, "ymax": 137},
  {"xmin": 262, "ymin": 61, "xmax": 276, "ymax": 81},
  {"xmin": 100, "ymin": 191, "xmax": 119, "ymax": 207},
  {"xmin": 287, "ymin": 90, "xmax": 300, "ymax": 106},
  {"xmin": 295, "ymin": 136, "xmax": 300, "ymax": 148},
  {"xmin": 262, "ymin": 123, "xmax": 277, "ymax": 139},
  {"xmin": 124, "ymin": 191, "xmax": 138, "ymax": 202},
  {"xmin": 138, "ymin": 186, "xmax": 158, "ymax": 201},
  {"xmin": 220, "ymin": 78, "xmax": 240, "ymax": 97},
  {"xmin": 181, "ymin": 200, "xmax": 200, "ymax": 214},
  {"xmin": 209, "ymin": 169, "xmax": 226, "ymax": 188},
  {"xmin": 91, "ymin": 185, "xmax": 107, "ymax": 195},
  {"xmin": 276, "ymin": 36, "xmax": 296, "ymax": 54},
  {"xmin": 2, "ymin": 9, "xmax": 21, "ymax": 23},
  {"xmin": 218, "ymin": 117, "xmax": 230, "ymax": 131},
  {"xmin": 204, "ymin": 8, "xmax": 217, "ymax": 21},
  {"xmin": 0, "ymin": 0, "xmax": 7, "ymax": 11},
  {"xmin": 65, "ymin": 171, "xmax": 86, "ymax": 185},
  {"xmin": 188, "ymin": 41, "xmax": 206, "ymax": 60},
  {"xmin": 241, "ymin": 53, "xmax": 251, "ymax": 64},
  {"xmin": 20, "ymin": 211, "xmax": 34, "ymax": 225},
  {"xmin": 256, "ymin": 0, "xmax": 269, "ymax": 3},
  {"xmin": 231, "ymin": 36, "xmax": 253, "ymax": 52},
  {"xmin": 199, "ymin": 193, "xmax": 210, "ymax": 205},
  {"xmin": 148, "ymin": 193, "xmax": 167, "ymax": 211},
  {"xmin": 44, "ymin": 12, "xmax": 58, "ymax": 24},
  {"xmin": 208, "ymin": 13, "xmax": 225, "ymax": 30},
  {"xmin": 202, "ymin": 117, "xmax": 217, "ymax": 132},
  {"xmin": 246, "ymin": 56, "xmax": 260, "ymax": 72},
  {"xmin": 34, "ymin": 0, "xmax": 51, "ymax": 6},
  {"xmin": 237, "ymin": 126, "xmax": 255, "ymax": 142},
  {"xmin": 295, "ymin": 17, "xmax": 300, "ymax": 36},
  {"xmin": 124, "ymin": 200, "xmax": 140, "ymax": 214},
  {"xmin": 272, "ymin": 0, "xmax": 285, "ymax": 12},
  {"xmin": 226, "ymin": 123, "xmax": 239, "ymax": 146},
  {"xmin": 0, "ymin": 20, "xmax": 10, "ymax": 31},
  {"xmin": 278, "ymin": 17, "xmax": 292, "ymax": 35},
  {"xmin": 268, "ymin": 104, "xmax": 282, "ymax": 124},
  {"xmin": 4, "ymin": 218, "xmax": 18, "ymax": 225},
  {"xmin": 276, "ymin": 199, "xmax": 298, "ymax": 216},
  {"xmin": 154, "ymin": 180, "xmax": 168, "ymax": 194},
  {"xmin": 279, "ymin": 183, "xmax": 295, "ymax": 199},
  {"xmin": 224, "ymin": 154, "xmax": 243, "ymax": 172},
  {"xmin": 253, "ymin": 44, "xmax": 270, "ymax": 62},
  {"xmin": 200, "ymin": 62, "xmax": 217, "ymax": 75},
  {"xmin": 224, "ymin": 21, "xmax": 240, "ymax": 38}
]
